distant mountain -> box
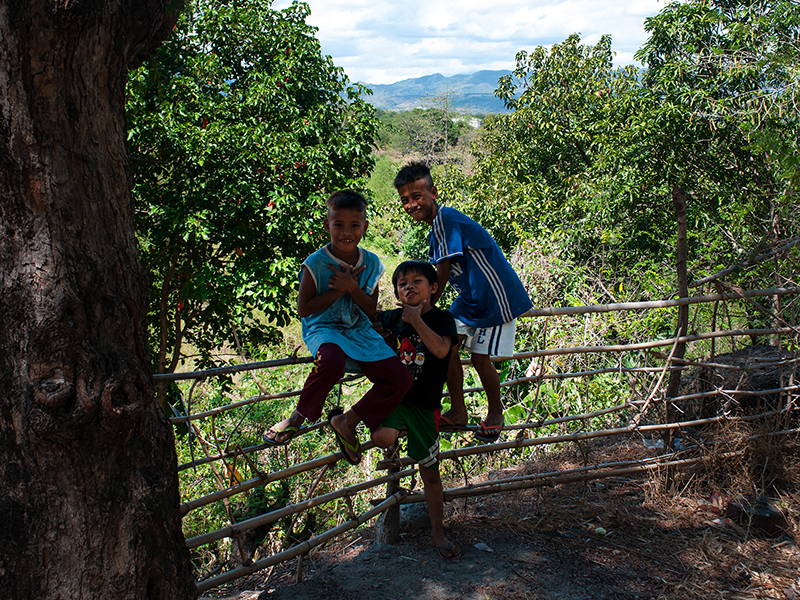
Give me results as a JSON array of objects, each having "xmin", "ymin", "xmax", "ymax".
[{"xmin": 360, "ymin": 70, "xmax": 513, "ymax": 114}]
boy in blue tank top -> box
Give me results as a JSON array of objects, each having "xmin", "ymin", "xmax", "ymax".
[
  {"xmin": 264, "ymin": 191, "xmax": 412, "ymax": 464},
  {"xmin": 394, "ymin": 162, "xmax": 533, "ymax": 442}
]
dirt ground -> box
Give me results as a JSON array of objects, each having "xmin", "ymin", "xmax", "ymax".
[{"xmin": 204, "ymin": 441, "xmax": 800, "ymax": 600}]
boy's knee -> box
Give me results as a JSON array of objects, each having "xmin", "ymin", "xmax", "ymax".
[
  {"xmin": 316, "ymin": 344, "xmax": 346, "ymax": 375},
  {"xmin": 419, "ymin": 464, "xmax": 441, "ymax": 485},
  {"xmin": 371, "ymin": 427, "xmax": 398, "ymax": 448}
]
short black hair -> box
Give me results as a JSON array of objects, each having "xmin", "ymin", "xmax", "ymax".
[
  {"xmin": 392, "ymin": 260, "xmax": 437, "ymax": 294},
  {"xmin": 393, "ymin": 161, "xmax": 434, "ymax": 190},
  {"xmin": 326, "ymin": 190, "xmax": 368, "ymax": 213}
]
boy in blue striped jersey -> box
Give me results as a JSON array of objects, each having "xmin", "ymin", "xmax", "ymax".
[{"xmin": 394, "ymin": 162, "xmax": 532, "ymax": 442}]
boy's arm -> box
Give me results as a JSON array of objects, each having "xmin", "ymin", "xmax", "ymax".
[
  {"xmin": 297, "ymin": 265, "xmax": 344, "ymax": 317},
  {"xmin": 400, "ymin": 302, "xmax": 452, "ymax": 358},
  {"xmin": 432, "ymin": 258, "xmax": 450, "ymax": 305},
  {"xmin": 326, "ymin": 264, "xmax": 378, "ymax": 317}
]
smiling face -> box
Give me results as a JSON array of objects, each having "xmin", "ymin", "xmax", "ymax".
[
  {"xmin": 397, "ymin": 178, "xmax": 439, "ymax": 225},
  {"xmin": 394, "ymin": 269, "xmax": 437, "ymax": 311},
  {"xmin": 324, "ymin": 207, "xmax": 367, "ymax": 261}
]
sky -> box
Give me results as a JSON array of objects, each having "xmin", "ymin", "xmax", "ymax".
[{"xmin": 274, "ymin": 0, "xmax": 667, "ymax": 85}]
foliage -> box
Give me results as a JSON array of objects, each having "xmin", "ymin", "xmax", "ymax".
[
  {"xmin": 635, "ymin": 0, "xmax": 800, "ymax": 282},
  {"xmin": 126, "ymin": 0, "xmax": 378, "ymax": 375},
  {"xmin": 467, "ymin": 1, "xmax": 799, "ymax": 291},
  {"xmin": 375, "ymin": 104, "xmax": 469, "ymax": 164}
]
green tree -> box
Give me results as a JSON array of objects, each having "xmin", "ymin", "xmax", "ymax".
[
  {"xmin": 468, "ymin": 34, "xmax": 647, "ymax": 257},
  {"xmin": 635, "ymin": 0, "xmax": 800, "ymax": 267},
  {"xmin": 126, "ymin": 0, "xmax": 378, "ymax": 379},
  {"xmin": 468, "ymin": 2, "xmax": 799, "ymax": 283}
]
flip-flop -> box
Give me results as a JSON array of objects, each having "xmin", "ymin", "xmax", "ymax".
[
  {"xmin": 439, "ymin": 414, "xmax": 465, "ymax": 432},
  {"xmin": 327, "ymin": 408, "xmax": 361, "ymax": 465},
  {"xmin": 432, "ymin": 540, "xmax": 462, "ymax": 561},
  {"xmin": 474, "ymin": 420, "xmax": 503, "ymax": 443},
  {"xmin": 262, "ymin": 424, "xmax": 302, "ymax": 446}
]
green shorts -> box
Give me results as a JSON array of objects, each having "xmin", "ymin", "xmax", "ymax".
[{"xmin": 381, "ymin": 403, "xmax": 440, "ymax": 468}]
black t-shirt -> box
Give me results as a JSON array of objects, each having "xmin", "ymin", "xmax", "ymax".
[{"xmin": 377, "ymin": 306, "xmax": 458, "ymax": 410}]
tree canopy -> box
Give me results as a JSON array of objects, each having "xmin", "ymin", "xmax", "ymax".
[
  {"xmin": 461, "ymin": 0, "xmax": 799, "ymax": 286},
  {"xmin": 126, "ymin": 0, "xmax": 378, "ymax": 375}
]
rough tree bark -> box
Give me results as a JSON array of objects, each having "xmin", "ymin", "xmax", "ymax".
[
  {"xmin": 664, "ymin": 186, "xmax": 689, "ymax": 453},
  {"xmin": 0, "ymin": 1, "xmax": 196, "ymax": 598}
]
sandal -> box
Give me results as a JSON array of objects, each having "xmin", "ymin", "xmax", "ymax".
[
  {"xmin": 263, "ymin": 424, "xmax": 303, "ymax": 446},
  {"xmin": 328, "ymin": 408, "xmax": 361, "ymax": 465},
  {"xmin": 474, "ymin": 420, "xmax": 503, "ymax": 443},
  {"xmin": 432, "ymin": 540, "xmax": 462, "ymax": 561}
]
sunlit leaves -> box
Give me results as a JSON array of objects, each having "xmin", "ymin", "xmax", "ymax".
[{"xmin": 127, "ymin": 0, "xmax": 378, "ymax": 372}]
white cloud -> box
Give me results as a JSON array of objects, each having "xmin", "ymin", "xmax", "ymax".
[{"xmin": 275, "ymin": 0, "xmax": 666, "ymax": 84}]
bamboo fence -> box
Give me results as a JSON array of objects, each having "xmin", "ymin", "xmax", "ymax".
[{"xmin": 161, "ymin": 282, "xmax": 800, "ymax": 593}]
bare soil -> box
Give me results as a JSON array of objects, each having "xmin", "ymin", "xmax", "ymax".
[{"xmin": 204, "ymin": 438, "xmax": 800, "ymax": 600}]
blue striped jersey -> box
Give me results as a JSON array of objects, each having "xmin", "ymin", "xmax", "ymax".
[{"xmin": 429, "ymin": 206, "xmax": 532, "ymax": 328}]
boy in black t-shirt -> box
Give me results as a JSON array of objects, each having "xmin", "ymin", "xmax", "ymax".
[{"xmin": 372, "ymin": 261, "xmax": 461, "ymax": 560}]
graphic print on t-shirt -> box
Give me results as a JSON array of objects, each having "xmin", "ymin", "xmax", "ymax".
[{"xmin": 398, "ymin": 335, "xmax": 425, "ymax": 378}]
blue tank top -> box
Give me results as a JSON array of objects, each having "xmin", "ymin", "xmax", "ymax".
[{"xmin": 300, "ymin": 246, "xmax": 395, "ymax": 362}]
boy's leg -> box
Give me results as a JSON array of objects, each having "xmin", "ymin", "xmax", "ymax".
[
  {"xmin": 267, "ymin": 343, "xmax": 345, "ymax": 443},
  {"xmin": 329, "ymin": 355, "xmax": 410, "ymax": 464},
  {"xmin": 371, "ymin": 426, "xmax": 400, "ymax": 449},
  {"xmin": 471, "ymin": 351, "xmax": 504, "ymax": 432},
  {"xmin": 463, "ymin": 319, "xmax": 516, "ymax": 437},
  {"xmin": 420, "ymin": 464, "xmax": 459, "ymax": 558},
  {"xmin": 352, "ymin": 355, "xmax": 412, "ymax": 430},
  {"xmin": 441, "ymin": 335, "xmax": 468, "ymax": 427},
  {"xmin": 295, "ymin": 343, "xmax": 346, "ymax": 421}
]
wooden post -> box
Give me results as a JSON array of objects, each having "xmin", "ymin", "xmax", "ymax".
[{"xmin": 374, "ymin": 442, "xmax": 401, "ymax": 544}]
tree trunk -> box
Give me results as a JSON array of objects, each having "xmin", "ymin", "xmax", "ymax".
[
  {"xmin": 0, "ymin": 2, "xmax": 195, "ymax": 599},
  {"xmin": 664, "ymin": 186, "xmax": 689, "ymax": 451}
]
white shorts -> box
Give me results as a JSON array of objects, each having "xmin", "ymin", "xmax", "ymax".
[{"xmin": 455, "ymin": 318, "xmax": 517, "ymax": 358}]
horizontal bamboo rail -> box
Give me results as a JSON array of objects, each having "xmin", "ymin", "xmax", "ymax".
[
  {"xmin": 178, "ymin": 376, "xmax": 800, "ymax": 476},
  {"xmin": 193, "ymin": 424, "xmax": 800, "ymax": 593},
  {"xmin": 195, "ymin": 491, "xmax": 406, "ymax": 593},
  {"xmin": 513, "ymin": 327, "xmax": 795, "ymax": 361},
  {"xmin": 188, "ymin": 409, "xmax": 798, "ymax": 552},
  {"xmin": 186, "ymin": 468, "xmax": 417, "ymax": 549},
  {"xmin": 177, "ymin": 283, "xmax": 799, "ymax": 593},
  {"xmin": 165, "ymin": 287, "xmax": 798, "ymax": 389},
  {"xmin": 172, "ymin": 325, "xmax": 792, "ymax": 429},
  {"xmin": 158, "ymin": 355, "xmax": 314, "ymax": 383},
  {"xmin": 521, "ymin": 286, "xmax": 800, "ymax": 318},
  {"xmin": 178, "ymin": 377, "xmax": 799, "ymax": 488}
]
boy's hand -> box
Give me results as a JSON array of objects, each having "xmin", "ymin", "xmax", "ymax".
[
  {"xmin": 398, "ymin": 299, "xmax": 426, "ymax": 324},
  {"xmin": 327, "ymin": 263, "xmax": 365, "ymax": 294}
]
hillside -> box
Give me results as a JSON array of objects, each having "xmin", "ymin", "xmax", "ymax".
[{"xmin": 360, "ymin": 70, "xmax": 513, "ymax": 114}]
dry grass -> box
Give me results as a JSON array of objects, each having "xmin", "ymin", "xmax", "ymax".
[{"xmin": 210, "ymin": 430, "xmax": 799, "ymax": 599}]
